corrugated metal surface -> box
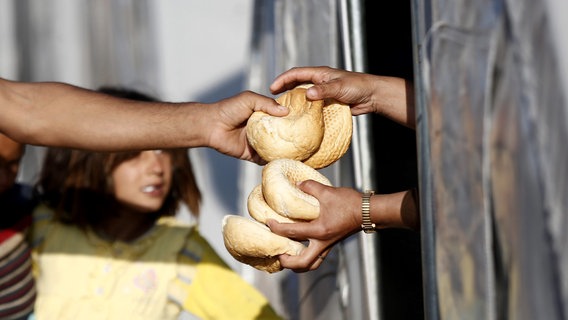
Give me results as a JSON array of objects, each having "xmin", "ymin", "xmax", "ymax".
[{"xmin": 412, "ymin": 0, "xmax": 568, "ymax": 319}]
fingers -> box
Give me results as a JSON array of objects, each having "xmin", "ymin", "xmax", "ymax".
[
  {"xmin": 270, "ymin": 68, "xmax": 353, "ymax": 105},
  {"xmin": 243, "ymin": 91, "xmax": 289, "ymax": 116},
  {"xmin": 266, "ymin": 181, "xmax": 330, "ymax": 239},
  {"xmin": 297, "ymin": 179, "xmax": 328, "ymax": 198},
  {"xmin": 257, "ymin": 100, "xmax": 289, "ymax": 117},
  {"xmin": 278, "ymin": 245, "xmax": 332, "ymax": 272},
  {"xmin": 304, "ymin": 85, "xmax": 326, "ymax": 101},
  {"xmin": 266, "ymin": 179, "xmax": 339, "ymax": 272},
  {"xmin": 269, "ymin": 66, "xmax": 334, "ymax": 94},
  {"xmin": 266, "ymin": 219, "xmax": 312, "ymax": 240}
]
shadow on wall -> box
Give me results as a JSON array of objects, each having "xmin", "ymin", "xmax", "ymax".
[{"xmin": 192, "ymin": 70, "xmax": 247, "ymax": 213}]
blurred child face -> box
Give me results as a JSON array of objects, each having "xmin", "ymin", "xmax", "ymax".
[
  {"xmin": 0, "ymin": 134, "xmax": 24, "ymax": 194},
  {"xmin": 111, "ymin": 150, "xmax": 173, "ymax": 213}
]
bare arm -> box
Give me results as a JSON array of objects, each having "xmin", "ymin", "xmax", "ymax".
[
  {"xmin": 270, "ymin": 66, "xmax": 415, "ymax": 129},
  {"xmin": 0, "ymin": 78, "xmax": 287, "ymax": 163},
  {"xmin": 266, "ymin": 180, "xmax": 419, "ymax": 272}
]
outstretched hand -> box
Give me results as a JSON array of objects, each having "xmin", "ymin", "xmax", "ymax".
[
  {"xmin": 208, "ymin": 91, "xmax": 288, "ymax": 164},
  {"xmin": 270, "ymin": 66, "xmax": 380, "ymax": 116},
  {"xmin": 266, "ymin": 180, "xmax": 362, "ymax": 272},
  {"xmin": 270, "ymin": 66, "xmax": 415, "ymax": 128}
]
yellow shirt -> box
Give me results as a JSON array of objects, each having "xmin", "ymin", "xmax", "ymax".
[{"xmin": 31, "ymin": 206, "xmax": 280, "ymax": 320}]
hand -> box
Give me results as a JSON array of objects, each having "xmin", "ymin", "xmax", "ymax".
[
  {"xmin": 270, "ymin": 66, "xmax": 381, "ymax": 116},
  {"xmin": 208, "ymin": 91, "xmax": 288, "ymax": 164},
  {"xmin": 270, "ymin": 66, "xmax": 415, "ymax": 128},
  {"xmin": 266, "ymin": 180, "xmax": 362, "ymax": 272}
]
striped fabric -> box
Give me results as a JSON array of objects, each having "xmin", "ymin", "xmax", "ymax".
[
  {"xmin": 0, "ymin": 215, "xmax": 35, "ymax": 320},
  {"xmin": 0, "ymin": 184, "xmax": 37, "ymax": 320}
]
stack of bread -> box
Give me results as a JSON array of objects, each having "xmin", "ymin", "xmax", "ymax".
[{"xmin": 222, "ymin": 84, "xmax": 352, "ymax": 273}]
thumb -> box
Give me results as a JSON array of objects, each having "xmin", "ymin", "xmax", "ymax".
[
  {"xmin": 298, "ymin": 179, "xmax": 328, "ymax": 199},
  {"xmin": 256, "ymin": 98, "xmax": 289, "ymax": 116},
  {"xmin": 306, "ymin": 86, "xmax": 325, "ymax": 100},
  {"xmin": 306, "ymin": 82, "xmax": 339, "ymax": 101}
]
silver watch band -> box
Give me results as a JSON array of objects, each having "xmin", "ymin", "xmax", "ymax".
[{"xmin": 361, "ymin": 190, "xmax": 375, "ymax": 233}]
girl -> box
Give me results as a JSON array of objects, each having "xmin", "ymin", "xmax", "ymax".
[{"xmin": 31, "ymin": 89, "xmax": 281, "ymax": 320}]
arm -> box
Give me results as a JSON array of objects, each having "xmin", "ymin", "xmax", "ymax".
[
  {"xmin": 0, "ymin": 78, "xmax": 287, "ymax": 163},
  {"xmin": 270, "ymin": 66, "xmax": 415, "ymax": 129},
  {"xmin": 266, "ymin": 180, "xmax": 419, "ymax": 272}
]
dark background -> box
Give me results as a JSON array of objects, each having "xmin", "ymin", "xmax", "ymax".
[{"xmin": 364, "ymin": 0, "xmax": 424, "ymax": 319}]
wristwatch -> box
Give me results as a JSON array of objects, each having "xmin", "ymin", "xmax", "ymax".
[{"xmin": 361, "ymin": 190, "xmax": 376, "ymax": 233}]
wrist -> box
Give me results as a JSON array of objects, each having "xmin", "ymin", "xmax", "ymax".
[
  {"xmin": 373, "ymin": 76, "xmax": 414, "ymax": 129},
  {"xmin": 186, "ymin": 102, "xmax": 215, "ymax": 148},
  {"xmin": 360, "ymin": 190, "xmax": 376, "ymax": 233},
  {"xmin": 370, "ymin": 190, "xmax": 419, "ymax": 231}
]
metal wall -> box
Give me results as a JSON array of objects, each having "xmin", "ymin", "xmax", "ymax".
[{"xmin": 412, "ymin": 0, "xmax": 568, "ymax": 319}]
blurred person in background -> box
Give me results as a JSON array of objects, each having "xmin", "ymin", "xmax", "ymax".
[
  {"xmin": 0, "ymin": 134, "xmax": 37, "ymax": 320},
  {"xmin": 0, "ymin": 73, "xmax": 288, "ymax": 319},
  {"xmin": 29, "ymin": 88, "xmax": 281, "ymax": 320}
]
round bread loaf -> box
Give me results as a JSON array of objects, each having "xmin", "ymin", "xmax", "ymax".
[
  {"xmin": 303, "ymin": 97, "xmax": 353, "ymax": 168},
  {"xmin": 222, "ymin": 215, "xmax": 305, "ymax": 273},
  {"xmin": 223, "ymin": 84, "xmax": 353, "ymax": 273},
  {"xmin": 246, "ymin": 86, "xmax": 325, "ymax": 162},
  {"xmin": 247, "ymin": 184, "xmax": 300, "ymax": 224},
  {"xmin": 261, "ymin": 158, "xmax": 331, "ymax": 220},
  {"xmin": 246, "ymin": 84, "xmax": 352, "ymax": 169}
]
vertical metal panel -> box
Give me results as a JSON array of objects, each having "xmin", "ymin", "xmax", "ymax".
[
  {"xmin": 338, "ymin": 0, "xmax": 380, "ymax": 319},
  {"xmin": 410, "ymin": 0, "xmax": 439, "ymax": 319},
  {"xmin": 9, "ymin": 0, "xmax": 157, "ymax": 88},
  {"xmin": 543, "ymin": 1, "xmax": 568, "ymax": 315},
  {"xmin": 87, "ymin": 0, "xmax": 158, "ymax": 90},
  {"xmin": 0, "ymin": 0, "xmax": 20, "ymax": 79},
  {"xmin": 413, "ymin": 0, "xmax": 568, "ymax": 318},
  {"xmin": 8, "ymin": 0, "xmax": 160, "ymax": 186},
  {"xmin": 490, "ymin": 0, "xmax": 568, "ymax": 318},
  {"xmin": 247, "ymin": 1, "xmax": 375, "ymax": 319},
  {"xmin": 14, "ymin": 0, "xmax": 91, "ymax": 85},
  {"xmin": 416, "ymin": 1, "xmax": 502, "ymax": 319}
]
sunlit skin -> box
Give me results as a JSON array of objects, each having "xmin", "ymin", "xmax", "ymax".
[
  {"xmin": 270, "ymin": 66, "xmax": 415, "ymax": 129},
  {"xmin": 99, "ymin": 150, "xmax": 173, "ymax": 242},
  {"xmin": 0, "ymin": 134, "xmax": 24, "ymax": 194},
  {"xmin": 1, "ymin": 78, "xmax": 289, "ymax": 163},
  {"xmin": 266, "ymin": 66, "xmax": 420, "ymax": 272}
]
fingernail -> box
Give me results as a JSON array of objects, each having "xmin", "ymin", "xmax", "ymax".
[{"xmin": 306, "ymin": 87, "xmax": 317, "ymax": 98}]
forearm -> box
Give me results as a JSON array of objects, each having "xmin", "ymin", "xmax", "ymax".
[
  {"xmin": 270, "ymin": 67, "xmax": 416, "ymax": 130},
  {"xmin": 372, "ymin": 76, "xmax": 416, "ymax": 129},
  {"xmin": 1, "ymin": 79, "xmax": 211, "ymax": 151},
  {"xmin": 366, "ymin": 189, "xmax": 420, "ymax": 231}
]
